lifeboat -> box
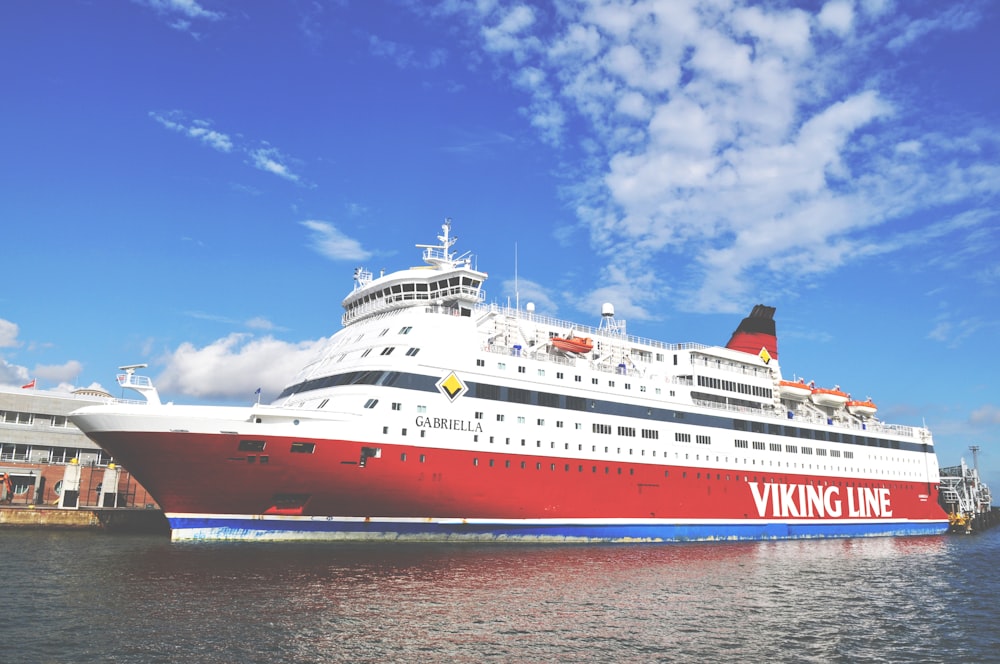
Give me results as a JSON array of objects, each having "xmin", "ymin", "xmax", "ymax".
[
  {"xmin": 847, "ymin": 399, "xmax": 877, "ymax": 417},
  {"xmin": 811, "ymin": 385, "xmax": 849, "ymax": 408},
  {"xmin": 552, "ymin": 336, "xmax": 594, "ymax": 354},
  {"xmin": 778, "ymin": 379, "xmax": 812, "ymax": 401}
]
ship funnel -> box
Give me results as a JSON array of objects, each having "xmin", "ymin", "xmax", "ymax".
[{"xmin": 725, "ymin": 304, "xmax": 778, "ymax": 359}]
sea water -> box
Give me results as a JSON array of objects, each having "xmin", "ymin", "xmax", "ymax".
[{"xmin": 1, "ymin": 528, "xmax": 998, "ymax": 662}]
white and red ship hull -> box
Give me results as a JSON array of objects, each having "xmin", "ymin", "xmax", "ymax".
[{"xmin": 75, "ymin": 403, "xmax": 948, "ymax": 542}]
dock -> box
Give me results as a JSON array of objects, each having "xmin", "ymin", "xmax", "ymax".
[{"xmin": 0, "ymin": 505, "xmax": 168, "ymax": 534}]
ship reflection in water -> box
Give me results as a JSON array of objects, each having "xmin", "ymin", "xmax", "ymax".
[{"xmin": 6, "ymin": 530, "xmax": 994, "ymax": 663}]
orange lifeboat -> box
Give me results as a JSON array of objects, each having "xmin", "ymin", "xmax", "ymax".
[
  {"xmin": 811, "ymin": 385, "xmax": 849, "ymax": 408},
  {"xmin": 847, "ymin": 399, "xmax": 877, "ymax": 417},
  {"xmin": 778, "ymin": 379, "xmax": 812, "ymax": 401},
  {"xmin": 552, "ymin": 336, "xmax": 594, "ymax": 354}
]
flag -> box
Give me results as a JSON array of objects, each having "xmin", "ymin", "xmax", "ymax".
[
  {"xmin": 254, "ymin": 387, "xmax": 261, "ymax": 395},
  {"xmin": 21, "ymin": 378, "xmax": 35, "ymax": 389}
]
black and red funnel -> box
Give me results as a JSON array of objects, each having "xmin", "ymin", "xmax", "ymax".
[{"xmin": 725, "ymin": 304, "xmax": 778, "ymax": 360}]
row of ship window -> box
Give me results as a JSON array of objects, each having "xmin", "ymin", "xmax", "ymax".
[
  {"xmin": 399, "ymin": 451, "xmax": 909, "ymax": 488},
  {"xmin": 733, "ymin": 438, "xmax": 855, "ymax": 459},
  {"xmin": 235, "ymin": 437, "xmax": 908, "ymax": 479}
]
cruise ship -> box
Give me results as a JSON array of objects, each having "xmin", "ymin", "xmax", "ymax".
[{"xmin": 70, "ymin": 221, "xmax": 949, "ymax": 541}]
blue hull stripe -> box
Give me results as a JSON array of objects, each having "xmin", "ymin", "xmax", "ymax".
[{"xmin": 167, "ymin": 516, "xmax": 949, "ymax": 542}]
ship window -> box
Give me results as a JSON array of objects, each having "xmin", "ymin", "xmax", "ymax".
[
  {"xmin": 238, "ymin": 440, "xmax": 266, "ymax": 452},
  {"xmin": 476, "ymin": 359, "xmax": 485, "ymax": 367},
  {"xmin": 419, "ymin": 454, "xmax": 425, "ymax": 462},
  {"xmin": 380, "ymin": 328, "xmax": 389, "ymax": 336},
  {"xmin": 318, "ymin": 399, "xmax": 329, "ymax": 409},
  {"xmin": 291, "ymin": 442, "xmax": 315, "ymax": 454},
  {"xmin": 399, "ymin": 326, "xmax": 413, "ymax": 334},
  {"xmin": 383, "ymin": 426, "xmax": 389, "ymax": 434},
  {"xmin": 247, "ymin": 456, "xmax": 256, "ymax": 464},
  {"xmin": 381, "ymin": 347, "xmax": 395, "ymax": 356},
  {"xmin": 401, "ymin": 453, "xmax": 407, "ymax": 461},
  {"xmin": 361, "ymin": 349, "xmax": 372, "ymax": 357},
  {"xmin": 405, "ymin": 348, "xmax": 420, "ymax": 356},
  {"xmin": 364, "ymin": 399, "xmax": 378, "ymax": 409},
  {"xmin": 260, "ymin": 456, "xmax": 269, "ymax": 464}
]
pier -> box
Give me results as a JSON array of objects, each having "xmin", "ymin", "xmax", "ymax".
[{"xmin": 0, "ymin": 505, "xmax": 168, "ymax": 534}]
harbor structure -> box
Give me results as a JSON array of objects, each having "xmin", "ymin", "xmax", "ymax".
[
  {"xmin": 939, "ymin": 446, "xmax": 997, "ymax": 534},
  {"xmin": 0, "ymin": 384, "xmax": 155, "ymax": 510}
]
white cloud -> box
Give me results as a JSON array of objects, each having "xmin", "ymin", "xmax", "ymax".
[
  {"xmin": 499, "ymin": 277, "xmax": 557, "ymax": 315},
  {"xmin": 482, "ymin": 5, "xmax": 538, "ymax": 58},
  {"xmin": 35, "ymin": 360, "xmax": 84, "ymax": 384},
  {"xmin": 151, "ymin": 112, "xmax": 306, "ymax": 183},
  {"xmin": 970, "ymin": 405, "xmax": 1000, "ymax": 426},
  {"xmin": 438, "ymin": 0, "xmax": 995, "ymax": 317},
  {"xmin": 0, "ymin": 358, "xmax": 30, "ymax": 385},
  {"xmin": 156, "ymin": 333, "xmax": 327, "ymax": 401},
  {"xmin": 134, "ymin": 0, "xmax": 221, "ymax": 37},
  {"xmin": 817, "ymin": 0, "xmax": 855, "ymax": 37},
  {"xmin": 249, "ymin": 146, "xmax": 300, "ymax": 182},
  {"xmin": 0, "ymin": 319, "xmax": 19, "ymax": 348},
  {"xmin": 887, "ymin": 5, "xmax": 981, "ymax": 52},
  {"xmin": 301, "ymin": 220, "xmax": 373, "ymax": 262},
  {"xmin": 149, "ymin": 111, "xmax": 233, "ymax": 152}
]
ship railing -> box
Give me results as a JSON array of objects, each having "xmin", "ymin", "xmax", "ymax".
[
  {"xmin": 342, "ymin": 285, "xmax": 485, "ymax": 326},
  {"xmin": 477, "ymin": 303, "xmax": 707, "ymax": 353},
  {"xmin": 110, "ymin": 397, "xmax": 151, "ymax": 406}
]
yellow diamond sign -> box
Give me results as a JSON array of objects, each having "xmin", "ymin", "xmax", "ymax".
[
  {"xmin": 758, "ymin": 346, "xmax": 771, "ymax": 364},
  {"xmin": 436, "ymin": 372, "xmax": 467, "ymax": 401}
]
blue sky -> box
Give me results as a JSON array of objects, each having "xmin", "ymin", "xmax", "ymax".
[{"xmin": 1, "ymin": 1, "xmax": 998, "ymax": 485}]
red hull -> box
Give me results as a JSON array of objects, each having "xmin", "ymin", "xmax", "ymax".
[{"xmin": 87, "ymin": 430, "xmax": 946, "ymax": 524}]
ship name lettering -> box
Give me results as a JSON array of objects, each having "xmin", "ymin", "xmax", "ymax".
[
  {"xmin": 749, "ymin": 482, "xmax": 892, "ymax": 519},
  {"xmin": 414, "ymin": 415, "xmax": 483, "ymax": 433}
]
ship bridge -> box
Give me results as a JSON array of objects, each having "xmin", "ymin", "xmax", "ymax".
[{"xmin": 341, "ymin": 219, "xmax": 487, "ymax": 326}]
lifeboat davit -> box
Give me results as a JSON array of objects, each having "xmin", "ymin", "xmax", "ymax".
[
  {"xmin": 552, "ymin": 336, "xmax": 594, "ymax": 354},
  {"xmin": 811, "ymin": 386, "xmax": 849, "ymax": 408},
  {"xmin": 847, "ymin": 399, "xmax": 877, "ymax": 417},
  {"xmin": 778, "ymin": 379, "xmax": 812, "ymax": 401}
]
